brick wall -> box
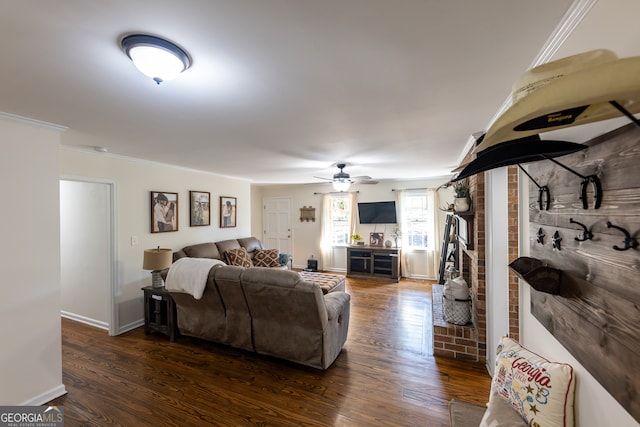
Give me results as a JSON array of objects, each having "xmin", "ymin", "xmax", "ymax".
[
  {"xmin": 432, "ymin": 172, "xmax": 487, "ymax": 363},
  {"xmin": 432, "ymin": 166, "xmax": 520, "ymax": 363},
  {"xmin": 507, "ymin": 165, "xmax": 520, "ymax": 340}
]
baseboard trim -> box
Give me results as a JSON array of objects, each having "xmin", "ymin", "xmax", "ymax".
[
  {"xmin": 21, "ymin": 384, "xmax": 67, "ymax": 406},
  {"xmin": 406, "ymin": 274, "xmax": 435, "ymax": 280},
  {"xmin": 117, "ymin": 319, "xmax": 144, "ymax": 335},
  {"xmin": 61, "ymin": 311, "xmax": 108, "ymax": 330}
]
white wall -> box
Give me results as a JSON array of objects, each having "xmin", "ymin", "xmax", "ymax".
[
  {"xmin": 0, "ymin": 115, "xmax": 66, "ymax": 404},
  {"xmin": 252, "ymin": 178, "xmax": 450, "ymax": 276},
  {"xmin": 59, "ymin": 137, "xmax": 251, "ymax": 333}
]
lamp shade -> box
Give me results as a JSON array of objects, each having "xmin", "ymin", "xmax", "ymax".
[{"xmin": 143, "ymin": 248, "xmax": 173, "ymax": 271}]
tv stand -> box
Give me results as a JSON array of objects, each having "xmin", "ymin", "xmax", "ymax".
[{"xmin": 347, "ymin": 246, "xmax": 401, "ymax": 282}]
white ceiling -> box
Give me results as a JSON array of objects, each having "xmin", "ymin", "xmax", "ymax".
[{"xmin": 1, "ymin": 0, "xmax": 639, "ymax": 185}]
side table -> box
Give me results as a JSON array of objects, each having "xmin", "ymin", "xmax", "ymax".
[{"xmin": 141, "ymin": 286, "xmax": 178, "ymax": 342}]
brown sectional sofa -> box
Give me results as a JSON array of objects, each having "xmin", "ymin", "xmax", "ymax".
[
  {"xmin": 169, "ymin": 264, "xmax": 350, "ymax": 369},
  {"xmin": 166, "ymin": 237, "xmax": 350, "ymax": 369}
]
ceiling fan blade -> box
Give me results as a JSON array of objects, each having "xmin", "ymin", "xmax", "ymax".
[
  {"xmin": 358, "ymin": 180, "xmax": 379, "ymax": 185},
  {"xmin": 313, "ymin": 176, "xmax": 334, "ymax": 181},
  {"xmin": 350, "ymin": 175, "xmax": 372, "ymax": 181}
]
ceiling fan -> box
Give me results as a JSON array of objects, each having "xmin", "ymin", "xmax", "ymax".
[{"xmin": 314, "ymin": 163, "xmax": 378, "ymax": 191}]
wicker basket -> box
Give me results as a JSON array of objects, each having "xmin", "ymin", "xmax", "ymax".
[{"xmin": 443, "ymin": 294, "xmax": 471, "ymax": 325}]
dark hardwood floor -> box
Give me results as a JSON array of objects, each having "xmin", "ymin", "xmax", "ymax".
[{"xmin": 49, "ymin": 277, "xmax": 491, "ymax": 426}]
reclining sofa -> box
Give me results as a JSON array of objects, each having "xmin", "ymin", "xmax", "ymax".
[{"xmin": 168, "ymin": 264, "xmax": 350, "ymax": 370}]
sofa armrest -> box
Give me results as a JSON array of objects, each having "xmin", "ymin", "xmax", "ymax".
[
  {"xmin": 448, "ymin": 399, "xmax": 486, "ymax": 427},
  {"xmin": 324, "ymin": 292, "xmax": 350, "ymax": 320}
]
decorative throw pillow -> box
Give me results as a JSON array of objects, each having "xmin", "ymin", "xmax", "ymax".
[
  {"xmin": 225, "ymin": 248, "xmax": 253, "ymax": 268},
  {"xmin": 490, "ymin": 336, "xmax": 575, "ymax": 427},
  {"xmin": 252, "ymin": 249, "xmax": 280, "ymax": 267}
]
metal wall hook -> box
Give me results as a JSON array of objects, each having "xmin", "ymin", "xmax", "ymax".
[
  {"xmin": 518, "ymin": 165, "xmax": 550, "ymax": 210},
  {"xmin": 606, "ymin": 221, "xmax": 639, "ymax": 251},
  {"xmin": 569, "ymin": 218, "xmax": 593, "ymax": 241},
  {"xmin": 552, "ymin": 230, "xmax": 562, "ymax": 250},
  {"xmin": 536, "ymin": 228, "xmax": 545, "ymax": 245},
  {"xmin": 580, "ymin": 175, "xmax": 603, "ymax": 210},
  {"xmin": 544, "ymin": 156, "xmax": 602, "ymax": 209}
]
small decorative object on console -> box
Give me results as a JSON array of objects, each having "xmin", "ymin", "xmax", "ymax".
[
  {"xmin": 369, "ymin": 232, "xmax": 384, "ymax": 247},
  {"xmin": 390, "ymin": 227, "xmax": 402, "ymax": 248}
]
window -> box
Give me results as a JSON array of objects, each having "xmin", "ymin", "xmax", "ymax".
[
  {"xmin": 320, "ymin": 192, "xmax": 357, "ymax": 269},
  {"xmin": 328, "ymin": 194, "xmax": 352, "ymax": 245},
  {"xmin": 401, "ymin": 191, "xmax": 434, "ymax": 250}
]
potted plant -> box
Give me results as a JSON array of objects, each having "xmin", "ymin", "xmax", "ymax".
[
  {"xmin": 351, "ymin": 233, "xmax": 364, "ymax": 245},
  {"xmin": 453, "ymin": 179, "xmax": 471, "ymax": 212}
]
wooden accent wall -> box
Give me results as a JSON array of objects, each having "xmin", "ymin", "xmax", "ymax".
[{"xmin": 526, "ymin": 123, "xmax": 640, "ymax": 423}]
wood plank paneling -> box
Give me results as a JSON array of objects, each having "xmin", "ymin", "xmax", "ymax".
[{"xmin": 524, "ymin": 123, "xmax": 640, "ymax": 423}]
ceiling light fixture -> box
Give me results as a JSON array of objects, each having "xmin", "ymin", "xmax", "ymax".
[
  {"xmin": 121, "ymin": 34, "xmax": 191, "ymax": 84},
  {"xmin": 333, "ymin": 180, "xmax": 351, "ymax": 192}
]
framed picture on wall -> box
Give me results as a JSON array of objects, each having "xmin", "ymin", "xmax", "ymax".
[
  {"xmin": 151, "ymin": 191, "xmax": 178, "ymax": 233},
  {"xmin": 189, "ymin": 191, "xmax": 210, "ymax": 226},
  {"xmin": 220, "ymin": 196, "xmax": 237, "ymax": 228}
]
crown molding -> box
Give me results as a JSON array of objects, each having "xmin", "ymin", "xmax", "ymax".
[
  {"xmin": 0, "ymin": 111, "xmax": 67, "ymax": 132},
  {"xmin": 59, "ymin": 145, "xmax": 252, "ymax": 182}
]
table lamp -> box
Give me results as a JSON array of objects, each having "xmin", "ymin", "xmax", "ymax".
[{"xmin": 143, "ymin": 247, "xmax": 173, "ymax": 287}]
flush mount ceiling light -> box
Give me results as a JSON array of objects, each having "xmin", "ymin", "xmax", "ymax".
[{"xmin": 121, "ymin": 34, "xmax": 191, "ymax": 84}]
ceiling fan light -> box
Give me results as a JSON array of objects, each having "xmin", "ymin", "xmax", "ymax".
[
  {"xmin": 121, "ymin": 34, "xmax": 191, "ymax": 84},
  {"xmin": 333, "ymin": 180, "xmax": 351, "ymax": 192}
]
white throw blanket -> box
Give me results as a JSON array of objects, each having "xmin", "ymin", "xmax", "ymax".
[{"xmin": 165, "ymin": 257, "xmax": 226, "ymax": 300}]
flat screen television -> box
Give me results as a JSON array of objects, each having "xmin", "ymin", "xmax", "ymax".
[{"xmin": 358, "ymin": 201, "xmax": 397, "ymax": 224}]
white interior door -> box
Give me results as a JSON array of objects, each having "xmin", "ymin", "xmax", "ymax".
[
  {"xmin": 263, "ymin": 197, "xmax": 292, "ymax": 254},
  {"xmin": 60, "ymin": 178, "xmax": 116, "ymax": 334}
]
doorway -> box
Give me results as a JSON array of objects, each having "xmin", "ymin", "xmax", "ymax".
[
  {"xmin": 263, "ymin": 197, "xmax": 292, "ymax": 256},
  {"xmin": 60, "ymin": 177, "xmax": 117, "ymax": 335}
]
